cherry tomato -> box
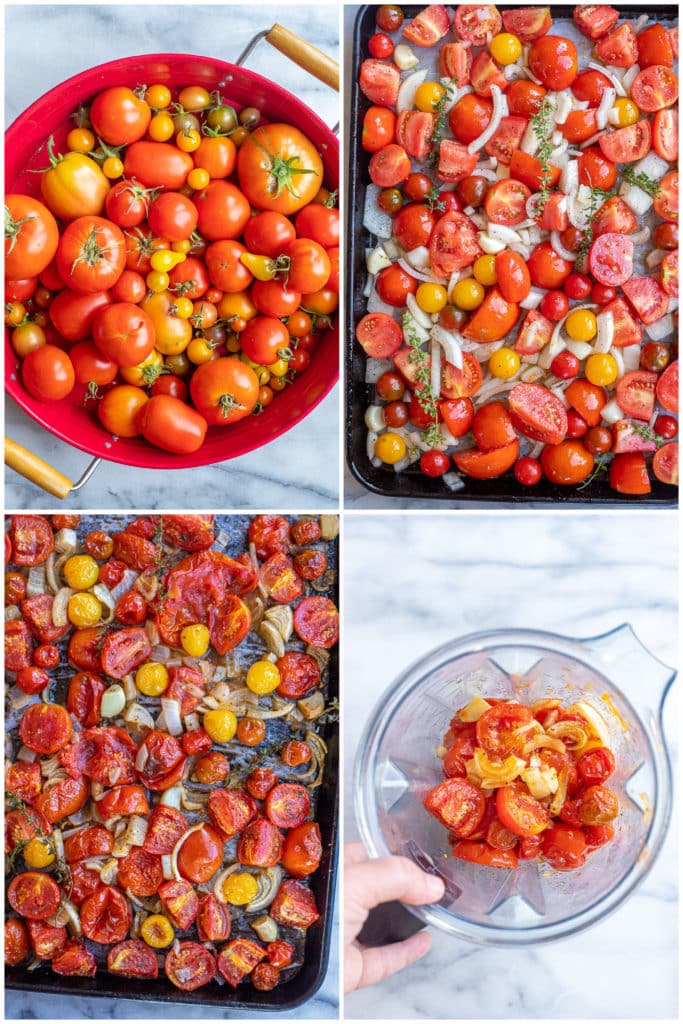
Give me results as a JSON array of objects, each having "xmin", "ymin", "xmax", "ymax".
[
  {"xmin": 514, "ymin": 457, "xmax": 542, "ymax": 486},
  {"xmin": 420, "ymin": 450, "xmax": 451, "ymax": 477}
]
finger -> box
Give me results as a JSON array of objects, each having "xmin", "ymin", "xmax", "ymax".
[
  {"xmin": 345, "ymin": 842, "xmax": 368, "ymax": 865},
  {"xmin": 347, "ymin": 856, "xmax": 445, "ymax": 910},
  {"xmin": 355, "ymin": 931, "xmax": 432, "ymax": 990}
]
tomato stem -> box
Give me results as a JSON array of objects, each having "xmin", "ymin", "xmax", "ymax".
[
  {"xmin": 4, "ymin": 207, "xmax": 35, "ymax": 254},
  {"xmin": 250, "ymin": 137, "xmax": 320, "ymax": 199},
  {"xmin": 216, "ymin": 392, "xmax": 245, "ymax": 418}
]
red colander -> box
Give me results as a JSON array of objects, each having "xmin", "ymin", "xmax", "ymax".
[{"xmin": 5, "ymin": 27, "xmax": 339, "ymax": 497}]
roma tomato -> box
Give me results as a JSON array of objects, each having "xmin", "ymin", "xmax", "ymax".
[
  {"xmin": 92, "ymin": 303, "xmax": 156, "ymax": 367},
  {"xmin": 123, "ymin": 141, "xmax": 194, "ymax": 190},
  {"xmin": 190, "ymin": 357, "xmax": 259, "ymax": 425},
  {"xmin": 237, "ymin": 124, "xmax": 324, "ymax": 215},
  {"xmin": 56, "ymin": 217, "xmax": 125, "ymax": 293},
  {"xmin": 136, "ymin": 395, "xmax": 207, "ymax": 454},
  {"xmin": 5, "ymin": 195, "xmax": 59, "ymax": 279},
  {"xmin": 90, "ymin": 86, "xmax": 151, "ymax": 145}
]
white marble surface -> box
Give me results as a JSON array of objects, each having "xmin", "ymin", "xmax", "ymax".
[
  {"xmin": 343, "ymin": 512, "xmax": 678, "ymax": 1019},
  {"xmin": 4, "ymin": 3, "xmax": 340, "ymax": 511}
]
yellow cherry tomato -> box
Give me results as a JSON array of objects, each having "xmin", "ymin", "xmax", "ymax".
[
  {"xmin": 172, "ymin": 239, "xmax": 192, "ymax": 254},
  {"xmin": 149, "ymin": 112, "xmax": 175, "ymax": 142},
  {"xmin": 416, "ymin": 282, "xmax": 448, "ymax": 313},
  {"xmin": 145, "ymin": 84, "xmax": 172, "ymax": 109},
  {"xmin": 178, "ymin": 86, "xmax": 211, "ymax": 111},
  {"xmin": 151, "ymin": 249, "xmax": 185, "ymax": 273},
  {"xmin": 585, "ymin": 352, "xmax": 618, "ymax": 386},
  {"xmin": 375, "ymin": 432, "xmax": 407, "ymax": 464},
  {"xmin": 246, "ymin": 660, "xmax": 281, "ymax": 695},
  {"xmin": 223, "ymin": 872, "xmax": 259, "ymax": 905},
  {"xmin": 180, "ymin": 623, "xmax": 210, "ymax": 657},
  {"xmin": 187, "ymin": 167, "xmax": 210, "ymax": 190},
  {"xmin": 135, "ymin": 662, "xmax": 169, "ymax": 697},
  {"xmin": 176, "ymin": 128, "xmax": 201, "ymax": 153},
  {"xmin": 490, "ymin": 32, "xmax": 523, "ymax": 65},
  {"xmin": 204, "ymin": 708, "xmax": 238, "ymax": 743},
  {"xmin": 173, "ymin": 296, "xmax": 194, "ymax": 319},
  {"xmin": 140, "ymin": 914, "xmax": 175, "ymax": 949},
  {"xmin": 489, "ymin": 347, "xmax": 521, "ymax": 379},
  {"xmin": 23, "ymin": 837, "xmax": 55, "ymax": 869},
  {"xmin": 146, "ymin": 270, "xmax": 170, "ymax": 293},
  {"xmin": 266, "ymin": 358, "xmax": 289, "ymax": 377},
  {"xmin": 119, "ymin": 348, "xmax": 164, "ymax": 386},
  {"xmin": 187, "ymin": 338, "xmax": 215, "ymax": 364},
  {"xmin": 102, "ymin": 156, "xmax": 124, "ymax": 179},
  {"xmin": 566, "ymin": 309, "xmax": 597, "ymax": 342},
  {"xmin": 218, "ymin": 291, "xmax": 257, "ymax": 321},
  {"xmin": 414, "ymin": 81, "xmax": 446, "ymax": 112},
  {"xmin": 612, "ymin": 97, "xmax": 639, "ymax": 127},
  {"xmin": 452, "ymin": 278, "xmax": 485, "ymax": 311},
  {"xmin": 66, "ymin": 128, "xmax": 95, "ymax": 153},
  {"xmin": 63, "ymin": 554, "xmax": 99, "ymax": 590},
  {"xmin": 473, "ymin": 254, "xmax": 497, "ymax": 286},
  {"xmin": 241, "ymin": 253, "xmax": 276, "ymax": 281},
  {"xmin": 68, "ymin": 593, "xmax": 102, "ymax": 627}
]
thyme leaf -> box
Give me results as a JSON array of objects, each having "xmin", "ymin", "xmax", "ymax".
[
  {"xmin": 427, "ymin": 78, "xmax": 459, "ymax": 169},
  {"xmin": 623, "ymin": 166, "xmax": 661, "ymax": 198},
  {"xmin": 403, "ymin": 313, "xmax": 443, "ymax": 450},
  {"xmin": 531, "ymin": 97, "xmax": 555, "ymax": 214}
]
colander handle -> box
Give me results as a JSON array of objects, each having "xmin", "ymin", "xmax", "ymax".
[
  {"xmin": 265, "ymin": 24, "xmax": 339, "ymax": 91},
  {"xmin": 5, "ymin": 437, "xmax": 101, "ymax": 499}
]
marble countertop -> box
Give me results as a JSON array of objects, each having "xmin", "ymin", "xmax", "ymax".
[
  {"xmin": 343, "ymin": 512, "xmax": 678, "ymax": 1019},
  {"xmin": 5, "ymin": 3, "xmax": 339, "ymax": 511}
]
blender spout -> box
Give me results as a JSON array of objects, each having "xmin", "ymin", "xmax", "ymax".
[{"xmin": 582, "ymin": 622, "xmax": 677, "ymax": 709}]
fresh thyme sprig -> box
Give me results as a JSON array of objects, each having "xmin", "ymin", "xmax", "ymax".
[
  {"xmin": 632, "ymin": 422, "xmax": 666, "ymax": 448},
  {"xmin": 574, "ymin": 187, "xmax": 614, "ymax": 270},
  {"xmin": 623, "ymin": 166, "xmax": 661, "ymax": 198},
  {"xmin": 403, "ymin": 313, "xmax": 443, "ymax": 449},
  {"xmin": 577, "ymin": 454, "xmax": 610, "ymax": 491},
  {"xmin": 427, "ymin": 78, "xmax": 459, "ymax": 169},
  {"xmin": 425, "ymin": 183, "xmax": 446, "ymax": 214},
  {"xmin": 531, "ymin": 96, "xmax": 555, "ymax": 214}
]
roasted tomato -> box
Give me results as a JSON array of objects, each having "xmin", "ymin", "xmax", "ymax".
[
  {"xmin": 165, "ymin": 941, "xmax": 216, "ymax": 991},
  {"xmin": 196, "ymin": 893, "xmax": 231, "ymax": 943},
  {"xmin": 282, "ymin": 822, "xmax": 323, "ymax": 878},
  {"xmin": 143, "ymin": 805, "xmax": 189, "ymax": 855},
  {"xmin": 208, "ymin": 789, "xmax": 257, "ymax": 838},
  {"xmin": 265, "ymin": 783, "xmax": 311, "ymax": 830},
  {"xmin": 107, "ymin": 939, "xmax": 159, "ymax": 979},
  {"xmin": 159, "ymin": 879, "xmax": 200, "ymax": 931},
  {"xmin": 136, "ymin": 730, "xmax": 187, "ymax": 791},
  {"xmin": 217, "ymin": 938, "xmax": 266, "ymax": 988},
  {"xmin": 8, "ymin": 872, "xmax": 61, "ymax": 921},
  {"xmin": 176, "ymin": 824, "xmax": 225, "ymax": 884},
  {"xmin": 270, "ymin": 879, "xmax": 320, "ymax": 929}
]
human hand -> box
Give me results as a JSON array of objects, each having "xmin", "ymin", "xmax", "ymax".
[{"xmin": 344, "ymin": 842, "xmax": 445, "ymax": 993}]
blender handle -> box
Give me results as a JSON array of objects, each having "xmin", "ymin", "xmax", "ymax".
[{"xmin": 357, "ymin": 901, "xmax": 426, "ymax": 948}]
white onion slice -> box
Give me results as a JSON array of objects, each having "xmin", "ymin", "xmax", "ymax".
[
  {"xmin": 646, "ymin": 249, "xmax": 667, "ymax": 268},
  {"xmin": 622, "ymin": 64, "xmax": 641, "ymax": 92},
  {"xmin": 430, "ymin": 340, "xmax": 442, "ymax": 398},
  {"xmin": 596, "ymin": 88, "xmax": 616, "ymax": 130},
  {"xmin": 601, "ymin": 398, "xmax": 625, "ymax": 424},
  {"xmin": 588, "ymin": 62, "xmax": 626, "ymax": 97},
  {"xmin": 550, "ymin": 230, "xmax": 577, "ymax": 262},
  {"xmin": 396, "ymin": 68, "xmax": 428, "ymax": 113},
  {"xmin": 431, "ymin": 325, "xmax": 463, "ymax": 370},
  {"xmin": 519, "ymin": 287, "xmax": 545, "ymax": 310},
  {"xmin": 406, "ymin": 292, "xmax": 434, "ymax": 330},
  {"xmin": 553, "ymin": 90, "xmax": 572, "ymax": 125},
  {"xmin": 397, "ymin": 257, "xmax": 444, "ymax": 284},
  {"xmin": 594, "ymin": 311, "xmax": 615, "ymax": 353},
  {"xmin": 404, "ymin": 245, "xmax": 431, "ymax": 270},
  {"xmin": 161, "ymin": 697, "xmax": 183, "ymax": 737},
  {"xmin": 579, "ymin": 130, "xmax": 607, "ymax": 149},
  {"xmin": 644, "ymin": 314, "xmax": 674, "ymax": 341}
]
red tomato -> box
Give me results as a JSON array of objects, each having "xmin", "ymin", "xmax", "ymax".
[
  {"xmin": 598, "ymin": 120, "xmax": 652, "ymax": 163},
  {"xmin": 107, "ymin": 939, "xmax": 158, "ymax": 979},
  {"xmin": 424, "ymin": 777, "xmax": 486, "ymax": 837},
  {"xmin": 484, "ymin": 179, "xmax": 531, "ymax": 227},
  {"xmin": 539, "ymin": 291, "xmax": 569, "ymax": 322},
  {"xmin": 8, "ymin": 873, "xmax": 61, "ymax": 921},
  {"xmin": 579, "ymin": 784, "xmax": 619, "ymax": 825},
  {"xmin": 577, "ymin": 747, "xmax": 616, "ymax": 786},
  {"xmin": 496, "ymin": 785, "xmax": 550, "ymax": 837},
  {"xmin": 472, "ymin": 402, "xmax": 516, "ymax": 450},
  {"xmin": 97, "ymin": 785, "xmax": 149, "ymax": 819},
  {"xmin": 376, "ymin": 264, "xmax": 419, "ymax": 307},
  {"xmin": 369, "ymin": 143, "xmax": 411, "ymax": 187},
  {"xmin": 404, "ymin": 3, "xmax": 452, "ymax": 45},
  {"xmin": 637, "ymin": 22, "xmax": 675, "ymax": 68},
  {"xmin": 92, "ymin": 302, "xmax": 155, "ymax": 368},
  {"xmin": 196, "ymin": 893, "xmax": 231, "ymax": 943},
  {"xmin": 654, "ymin": 109, "xmax": 678, "ymax": 162},
  {"xmin": 449, "ymin": 94, "xmax": 492, "ymax": 145},
  {"xmin": 495, "ymin": 251, "xmax": 531, "ymax": 303},
  {"xmin": 165, "ymin": 942, "xmax": 216, "ymax": 991},
  {"xmin": 143, "ymin": 805, "xmax": 188, "ymax": 855},
  {"xmin": 420, "ymin": 450, "xmax": 451, "ymax": 477},
  {"xmin": 462, "ymin": 288, "xmax": 519, "ymax": 342},
  {"xmin": 508, "ymin": 383, "xmax": 568, "ymax": 445},
  {"xmin": 578, "ymin": 146, "xmax": 617, "ymax": 191},
  {"xmin": 505, "ymin": 80, "xmax": 547, "ymax": 118},
  {"xmin": 159, "ymin": 879, "xmax": 199, "ymax": 931},
  {"xmin": 654, "ymin": 172, "xmax": 678, "ymax": 223},
  {"xmin": 249, "ymin": 515, "xmax": 290, "ymax": 558},
  {"xmin": 508, "ymin": 151, "xmax": 560, "ymax": 192},
  {"xmin": 657, "ymin": 361, "xmax": 678, "ymax": 412},
  {"xmin": 630, "ymin": 65, "xmax": 678, "ymax": 112},
  {"xmin": 21, "ymin": 345, "xmax": 75, "ymax": 402},
  {"xmin": 574, "ymin": 5, "xmax": 618, "ymax": 40},
  {"xmin": 217, "ymin": 938, "xmax": 265, "ymax": 988},
  {"xmin": 476, "ymin": 703, "xmax": 532, "ymax": 759},
  {"xmin": 616, "ymin": 370, "xmax": 658, "ymax": 421},
  {"xmin": 588, "ymin": 233, "xmax": 634, "ymax": 287},
  {"xmin": 207, "ymin": 789, "xmax": 257, "ymax": 839},
  {"xmin": 5, "ymin": 195, "xmax": 59, "ymax": 280},
  {"xmin": 528, "ymin": 242, "xmax": 573, "ymax": 289},
  {"xmin": 124, "ymin": 141, "xmax": 193, "ymax": 190},
  {"xmin": 452, "ymin": 840, "xmax": 518, "ymax": 868},
  {"xmin": 90, "ymin": 86, "xmax": 150, "ymax": 145},
  {"xmin": 260, "ymin": 552, "xmax": 304, "ymax": 603},
  {"xmin": 194, "ymin": 181, "xmax": 250, "ymax": 241},
  {"xmin": 514, "ymin": 456, "xmax": 542, "ymax": 486},
  {"xmin": 80, "ymin": 885, "xmax": 132, "ymax": 944},
  {"xmin": 501, "ymin": 7, "xmax": 551, "ymax": 41},
  {"xmin": 34, "ymin": 776, "xmax": 89, "ymax": 824},
  {"xmin": 572, "ymin": 69, "xmax": 613, "ymax": 107},
  {"xmin": 136, "ymin": 394, "xmax": 208, "ymax": 453},
  {"xmin": 136, "ymin": 730, "xmax": 187, "ymax": 791},
  {"xmin": 5, "ymin": 918, "xmax": 30, "ymax": 966},
  {"xmin": 65, "ymin": 672, "xmax": 106, "ymax": 726},
  {"xmin": 541, "ymin": 440, "xmax": 595, "ymax": 485},
  {"xmin": 452, "ymin": 439, "xmax": 519, "ymax": 479},
  {"xmin": 361, "ymin": 105, "xmax": 397, "ymax": 153},
  {"xmin": 293, "ymin": 596, "xmax": 339, "ymax": 648},
  {"xmin": 19, "ymin": 703, "xmax": 72, "ymax": 755},
  {"xmin": 542, "ymin": 823, "xmax": 587, "ymax": 870},
  {"xmin": 584, "ymin": 823, "xmax": 616, "ymax": 849},
  {"xmin": 359, "ymin": 59, "xmax": 400, "ymax": 106},
  {"xmin": 266, "ymin": 783, "xmax": 311, "ymax": 829},
  {"xmin": 595, "ymin": 22, "xmax": 638, "ymax": 67},
  {"xmin": 63, "ymin": 825, "xmax": 113, "ymax": 863},
  {"xmin": 105, "ymin": 179, "xmax": 154, "ymax": 228},
  {"xmin": 529, "ymin": 35, "xmax": 578, "ymax": 89},
  {"xmin": 396, "ymin": 111, "xmax": 435, "ymax": 161},
  {"xmin": 56, "ymin": 216, "xmax": 125, "ymax": 293},
  {"xmin": 238, "ymin": 818, "xmax": 284, "ymax": 868},
  {"xmin": 177, "ymin": 823, "xmax": 225, "ymax": 884},
  {"xmin": 610, "ymin": 452, "xmax": 651, "ymax": 494},
  {"xmin": 439, "ymin": 40, "xmax": 472, "ymax": 81},
  {"xmin": 441, "ymin": 397, "xmax": 474, "ymax": 437},
  {"xmin": 429, "ymin": 212, "xmax": 482, "ymax": 275},
  {"xmin": 653, "ymin": 442, "xmax": 678, "ymax": 485},
  {"xmin": 561, "ymin": 109, "xmax": 598, "ymax": 144},
  {"xmin": 661, "ymin": 251, "xmax": 678, "ymax": 298},
  {"xmin": 282, "ymin": 822, "xmax": 322, "ymax": 878},
  {"xmin": 622, "ymin": 277, "xmax": 670, "ymax": 326}
]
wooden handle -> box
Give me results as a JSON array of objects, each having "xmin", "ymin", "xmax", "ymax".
[
  {"xmin": 5, "ymin": 438, "xmax": 73, "ymax": 499},
  {"xmin": 266, "ymin": 24, "xmax": 339, "ymax": 91}
]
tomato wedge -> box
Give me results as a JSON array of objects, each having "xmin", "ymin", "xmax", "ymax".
[
  {"xmin": 508, "ymin": 383, "xmax": 568, "ymax": 444},
  {"xmin": 501, "ymin": 7, "xmax": 551, "ymax": 42},
  {"xmin": 622, "ymin": 277, "xmax": 669, "ymax": 325},
  {"xmin": 461, "ymin": 288, "xmax": 519, "ymax": 342},
  {"xmin": 617, "ymin": 372, "xmax": 659, "ymax": 422},
  {"xmin": 653, "ymin": 108, "xmax": 678, "ymax": 161},
  {"xmin": 609, "ymin": 453, "xmax": 651, "ymax": 495},
  {"xmin": 440, "ymin": 352, "xmax": 483, "ymax": 399},
  {"xmin": 403, "ymin": 4, "xmax": 451, "ymax": 46},
  {"xmin": 453, "ymin": 4, "xmax": 502, "ymax": 45},
  {"xmin": 359, "ymin": 59, "xmax": 400, "ymax": 107},
  {"xmin": 656, "ymin": 361, "xmax": 678, "ymax": 413},
  {"xmin": 654, "ymin": 172, "xmax": 678, "ymax": 223},
  {"xmin": 598, "ymin": 120, "xmax": 652, "ymax": 163},
  {"xmin": 496, "ymin": 785, "xmax": 550, "ymax": 837},
  {"xmin": 653, "ymin": 442, "xmax": 678, "ymax": 485},
  {"xmin": 429, "ymin": 212, "xmax": 482, "ymax": 276},
  {"xmin": 630, "ymin": 65, "xmax": 678, "ymax": 112},
  {"xmin": 573, "ymin": 6, "xmax": 619, "ymax": 41},
  {"xmin": 452, "ymin": 439, "xmax": 519, "ymax": 479}
]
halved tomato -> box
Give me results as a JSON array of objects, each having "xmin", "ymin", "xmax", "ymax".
[
  {"xmin": 656, "ymin": 361, "xmax": 678, "ymax": 413},
  {"xmin": 359, "ymin": 59, "xmax": 400, "ymax": 106},
  {"xmin": 616, "ymin": 370, "xmax": 658, "ymax": 421},
  {"xmin": 452, "ymin": 840, "xmax": 518, "ymax": 868},
  {"xmin": 573, "ymin": 5, "xmax": 619, "ymax": 41},
  {"xmin": 470, "ymin": 51, "xmax": 507, "ymax": 98},
  {"xmin": 396, "ymin": 111, "xmax": 435, "ymax": 160},
  {"xmin": 598, "ymin": 121, "xmax": 651, "ymax": 163},
  {"xmin": 592, "ymin": 196, "xmax": 637, "ymax": 237},
  {"xmin": 630, "ymin": 65, "xmax": 678, "ymax": 113},
  {"xmin": 369, "ymin": 144, "xmax": 411, "ymax": 188},
  {"xmin": 485, "ymin": 179, "xmax": 532, "ymax": 227},
  {"xmin": 439, "ymin": 42, "xmax": 472, "ymax": 84},
  {"xmin": 436, "ymin": 139, "xmax": 479, "ymax": 184},
  {"xmin": 453, "ymin": 4, "xmax": 502, "ymax": 45},
  {"xmin": 462, "ymin": 287, "xmax": 519, "ymax": 342},
  {"xmin": 609, "ymin": 452, "xmax": 651, "ymax": 494},
  {"xmin": 622, "ymin": 277, "xmax": 669, "ymax": 325},
  {"xmin": 452, "ymin": 439, "xmax": 519, "ymax": 479},
  {"xmin": 612, "ymin": 419, "xmax": 656, "ymax": 454},
  {"xmin": 472, "ymin": 402, "xmax": 517, "ymax": 450},
  {"xmin": 637, "ymin": 23, "xmax": 675, "ymax": 68},
  {"xmin": 535, "ymin": 192, "xmax": 569, "ymax": 232},
  {"xmin": 508, "ymin": 151, "xmax": 560, "ymax": 192},
  {"xmin": 509, "ymin": 383, "xmax": 568, "ymax": 444},
  {"xmin": 501, "ymin": 7, "xmax": 551, "ymax": 41},
  {"xmin": 595, "ymin": 22, "xmax": 638, "ymax": 67},
  {"xmin": 496, "ymin": 785, "xmax": 550, "ymax": 837},
  {"xmin": 429, "ymin": 212, "xmax": 482, "ymax": 276},
  {"xmin": 514, "ymin": 309, "xmax": 553, "ymax": 355},
  {"xmin": 403, "ymin": 4, "xmax": 450, "ymax": 46},
  {"xmin": 484, "ymin": 116, "xmax": 528, "ymax": 165},
  {"xmin": 602, "ymin": 297, "xmax": 641, "ymax": 348},
  {"xmin": 495, "ymin": 251, "xmax": 531, "ymax": 303},
  {"xmin": 424, "ymin": 777, "xmax": 486, "ymax": 837},
  {"xmin": 654, "ymin": 172, "xmax": 678, "ymax": 223},
  {"xmin": 560, "ymin": 110, "xmax": 598, "ymax": 144},
  {"xmin": 506, "ymin": 81, "xmax": 548, "ymax": 118},
  {"xmin": 588, "ymin": 233, "xmax": 634, "ymax": 287},
  {"xmin": 653, "ymin": 109, "xmax": 678, "ymax": 162},
  {"xmin": 440, "ymin": 352, "xmax": 483, "ymax": 399},
  {"xmin": 653, "ymin": 442, "xmax": 678, "ymax": 485},
  {"xmin": 355, "ymin": 313, "xmax": 402, "ymax": 358}
]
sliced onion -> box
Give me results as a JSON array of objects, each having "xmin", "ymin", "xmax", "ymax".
[
  {"xmin": 92, "ymin": 583, "xmax": 115, "ymax": 623},
  {"xmin": 54, "ymin": 528, "xmax": 78, "ymax": 554},
  {"xmin": 404, "ymin": 245, "xmax": 431, "ymax": 270},
  {"xmin": 519, "ymin": 287, "xmax": 545, "ymax": 310},
  {"xmin": 161, "ymin": 697, "xmax": 183, "ymax": 737},
  {"xmin": 644, "ymin": 314, "xmax": 674, "ymax": 341},
  {"xmin": 630, "ymin": 226, "xmax": 650, "ymax": 245},
  {"xmin": 403, "ymin": 312, "xmax": 430, "ymax": 344},
  {"xmin": 486, "ymin": 223, "xmax": 521, "ymax": 244},
  {"xmin": 601, "ymin": 398, "xmax": 625, "ymax": 425},
  {"xmin": 595, "ymin": 87, "xmax": 616, "ymax": 130},
  {"xmin": 26, "ymin": 565, "xmax": 47, "ymax": 598},
  {"xmin": 619, "ymin": 180, "xmax": 654, "ymax": 216},
  {"xmin": 51, "ymin": 587, "xmax": 75, "ymax": 628},
  {"xmin": 396, "ymin": 68, "xmax": 428, "ymax": 113},
  {"xmin": 110, "ymin": 569, "xmax": 138, "ymax": 603},
  {"xmin": 550, "ymin": 230, "xmax": 576, "ymax": 263},
  {"xmin": 45, "ymin": 553, "xmax": 60, "ymax": 594},
  {"xmin": 430, "ymin": 340, "xmax": 441, "ymax": 398},
  {"xmin": 579, "ymin": 130, "xmax": 607, "ymax": 149},
  {"xmin": 213, "ymin": 863, "xmax": 242, "ymax": 903},
  {"xmin": 588, "ymin": 62, "xmax": 626, "ymax": 97},
  {"xmin": 406, "ymin": 292, "xmax": 434, "ymax": 330},
  {"xmin": 124, "ymin": 701, "xmax": 155, "ymax": 731},
  {"xmin": 622, "ymin": 63, "xmax": 641, "ymax": 92},
  {"xmin": 553, "ymin": 90, "xmax": 572, "ymax": 125},
  {"xmin": 134, "ymin": 744, "xmax": 149, "ymax": 773},
  {"xmin": 646, "ymin": 248, "xmax": 667, "ymax": 268},
  {"xmin": 246, "ymin": 866, "xmax": 283, "ymax": 913},
  {"xmin": 467, "ymin": 84, "xmax": 508, "ymax": 154},
  {"xmin": 397, "ymin": 257, "xmax": 444, "ymax": 284},
  {"xmin": 431, "ymin": 325, "xmax": 464, "ymax": 370},
  {"xmin": 521, "ymin": 119, "xmax": 540, "ymax": 155},
  {"xmin": 594, "ymin": 311, "xmax": 615, "ymax": 353}
]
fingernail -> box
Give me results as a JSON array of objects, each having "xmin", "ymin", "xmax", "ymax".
[{"xmin": 426, "ymin": 874, "xmax": 445, "ymax": 900}]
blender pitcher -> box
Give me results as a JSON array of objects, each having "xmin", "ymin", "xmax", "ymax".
[{"xmin": 355, "ymin": 626, "xmax": 675, "ymax": 946}]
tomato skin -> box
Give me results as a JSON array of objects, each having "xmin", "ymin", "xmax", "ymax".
[
  {"xmin": 496, "ymin": 785, "xmax": 550, "ymax": 838},
  {"xmin": 472, "ymin": 402, "xmax": 517, "ymax": 451},
  {"xmin": 528, "ymin": 242, "xmax": 573, "ymax": 289},
  {"xmin": 376, "ymin": 263, "xmax": 419, "ymax": 307},
  {"xmin": 541, "ymin": 440, "xmax": 594, "ymax": 485},
  {"xmin": 657, "ymin": 361, "xmax": 678, "ymax": 413},
  {"xmin": 241, "ymin": 316, "xmax": 290, "ymax": 365},
  {"xmin": 193, "ymin": 181, "xmax": 251, "ymax": 241},
  {"xmin": 66, "ymin": 671, "xmax": 106, "ymax": 726},
  {"xmin": 244, "ymin": 211, "xmax": 296, "ymax": 258},
  {"xmin": 453, "ymin": 840, "xmax": 518, "ymax": 869},
  {"xmin": 148, "ymin": 192, "xmax": 198, "ymax": 241},
  {"xmin": 5, "ymin": 195, "xmax": 60, "ymax": 279},
  {"xmin": 572, "ymin": 69, "xmax": 613, "ymax": 107},
  {"xmin": 193, "ymin": 134, "xmax": 236, "ymax": 179},
  {"xmin": 369, "ymin": 143, "xmax": 411, "ymax": 188},
  {"xmin": 630, "ymin": 65, "xmax": 678, "ymax": 113},
  {"xmin": 123, "ymin": 142, "xmax": 193, "ymax": 190},
  {"xmin": 452, "ymin": 439, "xmax": 519, "ymax": 479},
  {"xmin": 90, "ymin": 86, "xmax": 151, "ymax": 145},
  {"xmin": 190, "ymin": 358, "xmax": 259, "ymax": 426},
  {"xmin": 92, "ymin": 302, "xmax": 156, "ymax": 368},
  {"xmin": 136, "ymin": 394, "xmax": 208, "ymax": 454},
  {"xmin": 21, "ymin": 345, "xmax": 75, "ymax": 402},
  {"xmin": 610, "ymin": 452, "xmax": 651, "ymax": 494},
  {"xmin": 177, "ymin": 823, "xmax": 225, "ymax": 884},
  {"xmin": 495, "ymin": 251, "xmax": 531, "ymax": 303},
  {"xmin": 237, "ymin": 123, "xmax": 323, "ymax": 215},
  {"xmin": 424, "ymin": 777, "xmax": 486, "ymax": 837},
  {"xmin": 98, "ymin": 385, "xmax": 148, "ymax": 438},
  {"xmin": 293, "ymin": 595, "xmax": 339, "ymax": 648},
  {"xmin": 8, "ymin": 872, "xmax": 61, "ymax": 921},
  {"xmin": 542, "ymin": 824, "xmax": 587, "ymax": 871},
  {"xmin": 5, "ymin": 918, "xmax": 30, "ymax": 966},
  {"xmin": 529, "ymin": 35, "xmax": 578, "ymax": 89},
  {"xmin": 49, "ymin": 288, "xmax": 113, "ymax": 342},
  {"xmin": 359, "ymin": 58, "xmax": 401, "ymax": 107},
  {"xmin": 81, "ymin": 885, "xmax": 131, "ymax": 944},
  {"xmin": 266, "ymin": 783, "xmax": 311, "ymax": 830},
  {"xmin": 238, "ymin": 818, "xmax": 284, "ymax": 868},
  {"xmin": 462, "ymin": 288, "xmax": 519, "ymax": 343},
  {"xmin": 598, "ymin": 120, "xmax": 652, "ymax": 163}
]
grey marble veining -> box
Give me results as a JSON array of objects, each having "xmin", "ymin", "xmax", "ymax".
[
  {"xmin": 343, "ymin": 512, "xmax": 678, "ymax": 1019},
  {"xmin": 5, "ymin": 3, "xmax": 340, "ymax": 511}
]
